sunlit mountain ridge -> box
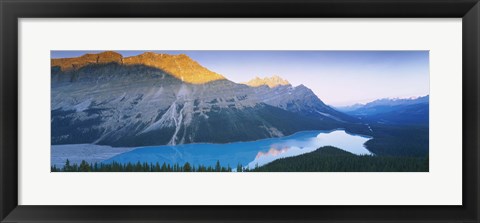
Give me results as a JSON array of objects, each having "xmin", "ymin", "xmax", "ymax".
[{"xmin": 51, "ymin": 51, "xmax": 226, "ymax": 84}]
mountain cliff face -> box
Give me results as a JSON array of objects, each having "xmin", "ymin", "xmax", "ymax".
[{"xmin": 51, "ymin": 52, "xmax": 357, "ymax": 147}]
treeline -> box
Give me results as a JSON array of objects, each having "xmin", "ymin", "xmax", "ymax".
[
  {"xmin": 51, "ymin": 159, "xmax": 240, "ymax": 172},
  {"xmin": 364, "ymin": 124, "xmax": 429, "ymax": 157},
  {"xmin": 52, "ymin": 146, "xmax": 429, "ymax": 172},
  {"xmin": 253, "ymin": 146, "xmax": 429, "ymax": 172},
  {"xmin": 345, "ymin": 122, "xmax": 429, "ymax": 157}
]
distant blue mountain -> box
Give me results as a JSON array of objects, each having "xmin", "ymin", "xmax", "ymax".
[{"xmin": 336, "ymin": 96, "xmax": 429, "ymax": 125}]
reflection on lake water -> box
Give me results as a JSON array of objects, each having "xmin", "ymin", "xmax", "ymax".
[
  {"xmin": 245, "ymin": 130, "xmax": 372, "ymax": 168},
  {"xmin": 103, "ymin": 130, "xmax": 372, "ymax": 169}
]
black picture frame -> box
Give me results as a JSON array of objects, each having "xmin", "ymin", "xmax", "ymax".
[{"xmin": 1, "ymin": 0, "xmax": 479, "ymax": 222}]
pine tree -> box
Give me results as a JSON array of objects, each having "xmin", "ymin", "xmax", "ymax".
[
  {"xmin": 237, "ymin": 163, "xmax": 243, "ymax": 172},
  {"xmin": 155, "ymin": 162, "xmax": 161, "ymax": 172},
  {"xmin": 215, "ymin": 160, "xmax": 221, "ymax": 172},
  {"xmin": 161, "ymin": 163, "xmax": 167, "ymax": 172},
  {"xmin": 63, "ymin": 159, "xmax": 72, "ymax": 172},
  {"xmin": 79, "ymin": 160, "xmax": 90, "ymax": 172},
  {"xmin": 184, "ymin": 162, "xmax": 192, "ymax": 172}
]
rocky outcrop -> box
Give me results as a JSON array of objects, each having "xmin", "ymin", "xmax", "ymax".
[{"xmin": 244, "ymin": 75, "xmax": 291, "ymax": 88}]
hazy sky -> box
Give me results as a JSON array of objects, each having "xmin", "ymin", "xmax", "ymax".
[{"xmin": 51, "ymin": 50, "xmax": 429, "ymax": 106}]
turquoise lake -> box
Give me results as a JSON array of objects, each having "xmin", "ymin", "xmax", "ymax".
[{"xmin": 102, "ymin": 129, "xmax": 373, "ymax": 169}]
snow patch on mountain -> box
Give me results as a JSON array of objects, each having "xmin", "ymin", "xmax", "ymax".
[
  {"xmin": 74, "ymin": 99, "xmax": 92, "ymax": 112},
  {"xmin": 316, "ymin": 111, "xmax": 345, "ymax": 123},
  {"xmin": 139, "ymin": 102, "xmax": 179, "ymax": 134},
  {"xmin": 169, "ymin": 102, "xmax": 185, "ymax": 145}
]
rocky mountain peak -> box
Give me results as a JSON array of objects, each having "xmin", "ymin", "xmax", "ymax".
[
  {"xmin": 244, "ymin": 75, "xmax": 291, "ymax": 88},
  {"xmin": 96, "ymin": 51, "xmax": 123, "ymax": 63},
  {"xmin": 51, "ymin": 51, "xmax": 226, "ymax": 84},
  {"xmin": 123, "ymin": 52, "xmax": 225, "ymax": 84},
  {"xmin": 51, "ymin": 51, "xmax": 123, "ymax": 71}
]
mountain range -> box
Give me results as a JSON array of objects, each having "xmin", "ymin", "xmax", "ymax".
[
  {"xmin": 51, "ymin": 51, "xmax": 359, "ymax": 147},
  {"xmin": 336, "ymin": 96, "xmax": 429, "ymax": 125}
]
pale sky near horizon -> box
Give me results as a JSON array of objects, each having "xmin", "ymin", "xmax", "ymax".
[{"xmin": 51, "ymin": 50, "xmax": 429, "ymax": 106}]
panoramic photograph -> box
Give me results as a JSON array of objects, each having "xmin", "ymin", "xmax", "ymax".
[{"xmin": 50, "ymin": 50, "xmax": 429, "ymax": 172}]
